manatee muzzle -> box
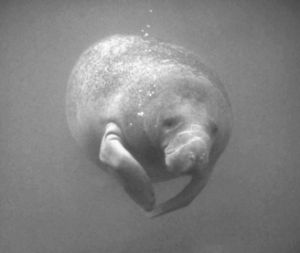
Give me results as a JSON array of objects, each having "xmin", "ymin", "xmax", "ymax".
[{"xmin": 164, "ymin": 124, "xmax": 211, "ymax": 174}]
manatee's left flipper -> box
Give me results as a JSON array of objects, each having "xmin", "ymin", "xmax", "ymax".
[
  {"xmin": 148, "ymin": 170, "xmax": 210, "ymax": 218},
  {"xmin": 99, "ymin": 122, "xmax": 155, "ymax": 211}
]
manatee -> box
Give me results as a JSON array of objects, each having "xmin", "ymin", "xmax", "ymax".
[{"xmin": 66, "ymin": 35, "xmax": 232, "ymax": 217}]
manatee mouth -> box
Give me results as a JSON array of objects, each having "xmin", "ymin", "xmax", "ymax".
[
  {"xmin": 165, "ymin": 138, "xmax": 203, "ymax": 155},
  {"xmin": 164, "ymin": 125, "xmax": 211, "ymax": 174}
]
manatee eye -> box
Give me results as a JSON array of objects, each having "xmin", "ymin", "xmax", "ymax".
[{"xmin": 162, "ymin": 116, "xmax": 181, "ymax": 129}]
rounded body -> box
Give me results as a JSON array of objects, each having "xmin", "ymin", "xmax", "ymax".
[{"xmin": 66, "ymin": 35, "xmax": 232, "ymax": 182}]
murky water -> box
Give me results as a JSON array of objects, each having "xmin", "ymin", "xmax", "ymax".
[{"xmin": 1, "ymin": 1, "xmax": 299, "ymax": 252}]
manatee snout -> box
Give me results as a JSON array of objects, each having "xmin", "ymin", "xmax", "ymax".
[{"xmin": 164, "ymin": 125, "xmax": 211, "ymax": 175}]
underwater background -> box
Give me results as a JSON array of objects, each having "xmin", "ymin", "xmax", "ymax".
[{"xmin": 0, "ymin": 0, "xmax": 299, "ymax": 252}]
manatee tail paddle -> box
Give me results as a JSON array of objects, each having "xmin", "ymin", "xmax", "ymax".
[{"xmin": 148, "ymin": 170, "xmax": 210, "ymax": 218}]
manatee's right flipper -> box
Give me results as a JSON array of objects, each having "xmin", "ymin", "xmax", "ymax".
[{"xmin": 99, "ymin": 122, "xmax": 155, "ymax": 211}]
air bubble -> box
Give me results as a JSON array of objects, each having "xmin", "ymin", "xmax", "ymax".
[{"xmin": 147, "ymin": 90, "xmax": 155, "ymax": 97}]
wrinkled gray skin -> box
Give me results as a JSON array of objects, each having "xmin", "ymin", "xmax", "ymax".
[{"xmin": 66, "ymin": 35, "xmax": 232, "ymax": 217}]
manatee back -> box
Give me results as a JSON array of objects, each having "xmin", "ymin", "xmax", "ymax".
[
  {"xmin": 66, "ymin": 36, "xmax": 136, "ymax": 144},
  {"xmin": 66, "ymin": 35, "xmax": 231, "ymax": 162}
]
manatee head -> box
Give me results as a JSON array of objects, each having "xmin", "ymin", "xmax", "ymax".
[{"xmin": 143, "ymin": 75, "xmax": 232, "ymax": 177}]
